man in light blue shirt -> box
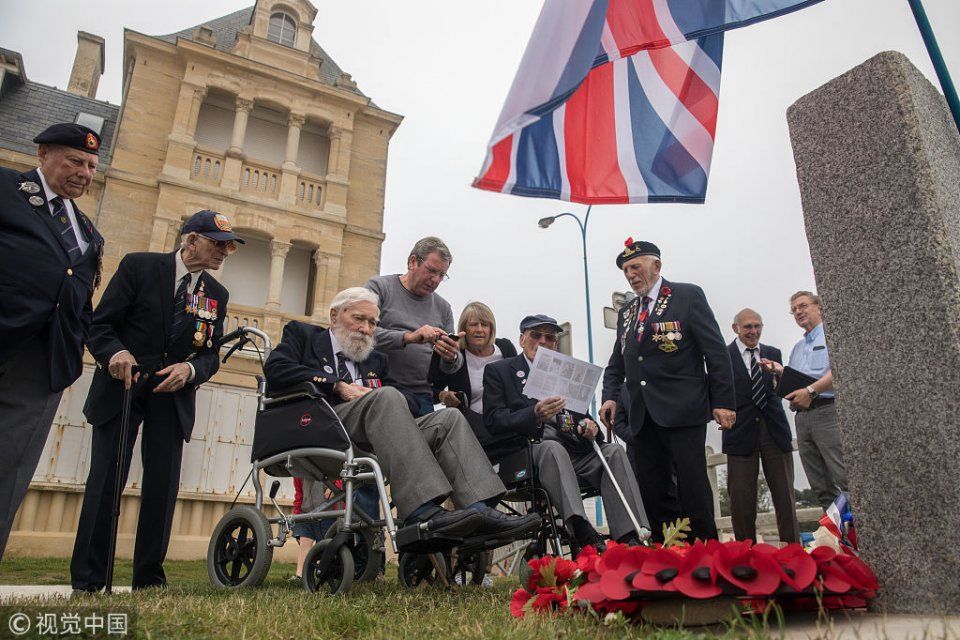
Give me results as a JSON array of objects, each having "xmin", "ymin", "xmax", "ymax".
[{"xmin": 762, "ymin": 291, "xmax": 847, "ymax": 511}]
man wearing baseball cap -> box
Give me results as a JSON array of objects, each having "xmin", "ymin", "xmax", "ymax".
[
  {"xmin": 0, "ymin": 123, "xmax": 105, "ymax": 559},
  {"xmin": 71, "ymin": 210, "xmax": 241, "ymax": 592},
  {"xmin": 600, "ymin": 239, "xmax": 735, "ymax": 542},
  {"xmin": 483, "ymin": 314, "xmax": 649, "ymax": 556}
]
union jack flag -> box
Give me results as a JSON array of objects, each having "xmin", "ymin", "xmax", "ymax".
[{"xmin": 473, "ymin": 0, "xmax": 824, "ymax": 204}]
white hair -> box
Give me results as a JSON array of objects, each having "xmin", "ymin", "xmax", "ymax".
[{"xmin": 330, "ymin": 287, "xmax": 379, "ymax": 313}]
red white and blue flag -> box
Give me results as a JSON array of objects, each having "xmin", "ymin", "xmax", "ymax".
[{"xmin": 473, "ymin": 0, "xmax": 824, "ymax": 204}]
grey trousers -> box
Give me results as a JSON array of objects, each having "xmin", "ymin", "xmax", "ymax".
[
  {"xmin": 532, "ymin": 433, "xmax": 649, "ymax": 540},
  {"xmin": 727, "ymin": 419, "xmax": 800, "ymax": 543},
  {"xmin": 334, "ymin": 387, "xmax": 505, "ymax": 519},
  {"xmin": 795, "ymin": 402, "xmax": 848, "ymax": 510},
  {"xmin": 0, "ymin": 338, "xmax": 63, "ymax": 559}
]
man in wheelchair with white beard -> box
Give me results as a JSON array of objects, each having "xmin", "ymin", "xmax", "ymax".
[{"xmin": 263, "ymin": 287, "xmax": 539, "ymax": 541}]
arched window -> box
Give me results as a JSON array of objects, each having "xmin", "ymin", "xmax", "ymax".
[{"xmin": 267, "ymin": 12, "xmax": 297, "ymax": 48}]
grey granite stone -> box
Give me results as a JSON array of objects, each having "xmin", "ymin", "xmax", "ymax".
[{"xmin": 787, "ymin": 51, "xmax": 960, "ymax": 614}]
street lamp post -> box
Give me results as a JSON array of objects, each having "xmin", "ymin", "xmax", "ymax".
[{"xmin": 537, "ymin": 205, "xmax": 596, "ymax": 416}]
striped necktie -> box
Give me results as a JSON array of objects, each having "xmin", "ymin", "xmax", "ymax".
[
  {"xmin": 748, "ymin": 348, "xmax": 767, "ymax": 410},
  {"xmin": 336, "ymin": 352, "xmax": 353, "ymax": 384},
  {"xmin": 169, "ymin": 274, "xmax": 191, "ymax": 345},
  {"xmin": 50, "ymin": 197, "xmax": 82, "ymax": 261}
]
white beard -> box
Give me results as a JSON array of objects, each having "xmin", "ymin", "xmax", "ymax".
[{"xmin": 332, "ymin": 325, "xmax": 375, "ymax": 363}]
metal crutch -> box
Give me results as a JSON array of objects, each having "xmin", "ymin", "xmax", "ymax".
[
  {"xmin": 105, "ymin": 366, "xmax": 137, "ymax": 594},
  {"xmin": 590, "ymin": 438, "xmax": 651, "ymax": 542}
]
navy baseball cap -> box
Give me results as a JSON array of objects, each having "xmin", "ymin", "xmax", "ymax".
[
  {"xmin": 616, "ymin": 237, "xmax": 660, "ymax": 269},
  {"xmin": 33, "ymin": 123, "xmax": 101, "ymax": 155},
  {"xmin": 519, "ymin": 314, "xmax": 563, "ymax": 334},
  {"xmin": 181, "ymin": 210, "xmax": 245, "ymax": 243}
]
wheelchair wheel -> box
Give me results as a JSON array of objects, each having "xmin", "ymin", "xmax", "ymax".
[
  {"xmin": 397, "ymin": 552, "xmax": 449, "ymax": 588},
  {"xmin": 324, "ymin": 523, "xmax": 384, "ymax": 583},
  {"xmin": 450, "ymin": 550, "xmax": 487, "ymax": 586},
  {"xmin": 207, "ymin": 505, "xmax": 274, "ymax": 588},
  {"xmin": 303, "ymin": 539, "xmax": 354, "ymax": 595}
]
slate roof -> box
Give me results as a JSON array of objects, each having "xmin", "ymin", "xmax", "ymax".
[
  {"xmin": 0, "ymin": 70, "xmax": 120, "ymax": 165},
  {"xmin": 154, "ymin": 5, "xmax": 365, "ymax": 97}
]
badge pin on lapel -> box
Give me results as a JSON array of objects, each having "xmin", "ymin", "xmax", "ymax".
[
  {"xmin": 19, "ymin": 181, "xmax": 40, "ymax": 194},
  {"xmin": 29, "ymin": 195, "xmax": 44, "ymax": 206}
]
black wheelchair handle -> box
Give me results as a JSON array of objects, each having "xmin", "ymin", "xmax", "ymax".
[{"xmin": 221, "ymin": 335, "xmax": 249, "ymax": 363}]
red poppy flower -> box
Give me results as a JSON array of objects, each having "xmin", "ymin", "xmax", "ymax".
[
  {"xmin": 553, "ymin": 557, "xmax": 578, "ymax": 585},
  {"xmin": 576, "ymin": 545, "xmax": 600, "ymax": 573},
  {"xmin": 714, "ymin": 542, "xmax": 781, "ymax": 596},
  {"xmin": 771, "ymin": 543, "xmax": 818, "ymax": 592},
  {"xmin": 632, "ymin": 547, "xmax": 682, "ymax": 592},
  {"xmin": 531, "ymin": 587, "xmax": 567, "ymax": 612},
  {"xmin": 660, "ymin": 286, "xmax": 672, "ymax": 296},
  {"xmin": 673, "ymin": 541, "xmax": 722, "ymax": 599},
  {"xmin": 624, "ymin": 237, "xmax": 634, "ymax": 247},
  {"xmin": 510, "ymin": 588, "xmax": 533, "ymax": 618},
  {"xmin": 573, "ymin": 578, "xmax": 608, "ymax": 604},
  {"xmin": 833, "ymin": 554, "xmax": 879, "ymax": 592}
]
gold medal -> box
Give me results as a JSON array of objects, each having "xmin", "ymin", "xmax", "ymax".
[
  {"xmin": 194, "ymin": 331, "xmax": 204, "ymax": 341},
  {"xmin": 206, "ymin": 339, "xmax": 213, "ymax": 348},
  {"xmin": 659, "ymin": 342, "xmax": 678, "ymax": 353},
  {"xmin": 666, "ymin": 332, "xmax": 675, "ymax": 341}
]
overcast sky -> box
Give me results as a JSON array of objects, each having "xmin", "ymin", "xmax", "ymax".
[{"xmin": 3, "ymin": 0, "xmax": 958, "ymax": 464}]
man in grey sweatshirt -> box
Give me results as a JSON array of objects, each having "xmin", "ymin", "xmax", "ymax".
[{"xmin": 365, "ymin": 237, "xmax": 463, "ymax": 417}]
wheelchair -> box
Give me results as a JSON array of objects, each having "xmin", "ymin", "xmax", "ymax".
[
  {"xmin": 488, "ymin": 434, "xmax": 649, "ymax": 584},
  {"xmin": 206, "ymin": 326, "xmax": 539, "ymax": 594}
]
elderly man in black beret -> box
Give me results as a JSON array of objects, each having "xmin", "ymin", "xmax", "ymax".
[
  {"xmin": 0, "ymin": 123, "xmax": 105, "ymax": 559},
  {"xmin": 600, "ymin": 239, "xmax": 735, "ymax": 542},
  {"xmin": 70, "ymin": 210, "xmax": 239, "ymax": 591}
]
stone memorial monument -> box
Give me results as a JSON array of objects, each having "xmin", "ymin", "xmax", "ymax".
[{"xmin": 787, "ymin": 51, "xmax": 960, "ymax": 614}]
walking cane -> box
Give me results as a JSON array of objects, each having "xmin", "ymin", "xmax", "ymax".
[
  {"xmin": 105, "ymin": 366, "xmax": 137, "ymax": 594},
  {"xmin": 590, "ymin": 438, "xmax": 651, "ymax": 542}
]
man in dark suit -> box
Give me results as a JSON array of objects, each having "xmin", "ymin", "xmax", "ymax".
[
  {"xmin": 484, "ymin": 315, "xmax": 649, "ymax": 554},
  {"xmin": 0, "ymin": 123, "xmax": 105, "ymax": 559},
  {"xmin": 724, "ymin": 309, "xmax": 799, "ymax": 543},
  {"xmin": 71, "ymin": 210, "xmax": 238, "ymax": 591},
  {"xmin": 600, "ymin": 239, "xmax": 735, "ymax": 542},
  {"xmin": 263, "ymin": 287, "xmax": 539, "ymax": 541}
]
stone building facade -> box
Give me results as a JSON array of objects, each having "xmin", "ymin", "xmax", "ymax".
[{"xmin": 0, "ymin": 1, "xmax": 401, "ymax": 559}]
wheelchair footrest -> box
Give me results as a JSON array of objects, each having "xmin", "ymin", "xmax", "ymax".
[{"xmin": 396, "ymin": 523, "xmax": 464, "ymax": 554}]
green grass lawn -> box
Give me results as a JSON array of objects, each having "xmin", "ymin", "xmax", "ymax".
[{"xmin": 0, "ymin": 557, "xmax": 779, "ymax": 639}]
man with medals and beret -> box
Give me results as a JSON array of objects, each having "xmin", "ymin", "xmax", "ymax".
[
  {"xmin": 70, "ymin": 210, "xmax": 239, "ymax": 591},
  {"xmin": 483, "ymin": 315, "xmax": 650, "ymax": 556},
  {"xmin": 599, "ymin": 239, "xmax": 735, "ymax": 542},
  {"xmin": 263, "ymin": 287, "xmax": 540, "ymax": 543},
  {"xmin": 0, "ymin": 123, "xmax": 105, "ymax": 559}
]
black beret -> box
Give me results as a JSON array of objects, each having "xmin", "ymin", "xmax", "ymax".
[
  {"xmin": 33, "ymin": 123, "xmax": 101, "ymax": 155},
  {"xmin": 616, "ymin": 237, "xmax": 660, "ymax": 269}
]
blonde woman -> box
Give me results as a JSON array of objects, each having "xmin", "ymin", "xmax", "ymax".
[{"xmin": 429, "ymin": 302, "xmax": 517, "ymax": 449}]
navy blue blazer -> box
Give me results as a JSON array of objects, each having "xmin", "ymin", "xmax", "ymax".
[
  {"xmin": 602, "ymin": 280, "xmax": 735, "ymax": 430},
  {"xmin": 84, "ymin": 251, "xmax": 228, "ymax": 440},
  {"xmin": 263, "ymin": 321, "xmax": 417, "ymax": 414},
  {"xmin": 722, "ymin": 341, "xmax": 793, "ymax": 456},
  {"xmin": 483, "ymin": 352, "xmax": 603, "ymax": 461},
  {"xmin": 0, "ymin": 167, "xmax": 104, "ymax": 391}
]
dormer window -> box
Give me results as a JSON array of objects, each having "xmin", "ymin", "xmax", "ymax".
[{"xmin": 267, "ymin": 12, "xmax": 297, "ymax": 48}]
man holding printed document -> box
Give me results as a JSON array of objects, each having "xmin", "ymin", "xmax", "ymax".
[{"xmin": 483, "ymin": 315, "xmax": 648, "ymax": 556}]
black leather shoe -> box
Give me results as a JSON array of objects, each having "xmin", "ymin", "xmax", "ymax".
[
  {"xmin": 403, "ymin": 506, "xmax": 482, "ymax": 538},
  {"xmin": 474, "ymin": 508, "xmax": 540, "ymax": 539},
  {"xmin": 572, "ymin": 532, "xmax": 607, "ymax": 559}
]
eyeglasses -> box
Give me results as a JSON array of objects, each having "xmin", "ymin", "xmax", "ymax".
[
  {"xmin": 419, "ymin": 260, "xmax": 450, "ymax": 281},
  {"xmin": 789, "ymin": 302, "xmax": 814, "ymax": 315},
  {"xmin": 201, "ymin": 236, "xmax": 239, "ymax": 254},
  {"xmin": 528, "ymin": 330, "xmax": 559, "ymax": 344}
]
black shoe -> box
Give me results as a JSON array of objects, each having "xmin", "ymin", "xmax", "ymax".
[
  {"xmin": 572, "ymin": 532, "xmax": 607, "ymax": 559},
  {"xmin": 403, "ymin": 506, "xmax": 482, "ymax": 538},
  {"xmin": 617, "ymin": 534, "xmax": 642, "ymax": 547},
  {"xmin": 71, "ymin": 587, "xmax": 99, "ymax": 597},
  {"xmin": 474, "ymin": 508, "xmax": 540, "ymax": 539}
]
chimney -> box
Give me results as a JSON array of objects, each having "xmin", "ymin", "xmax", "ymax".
[{"xmin": 67, "ymin": 31, "xmax": 105, "ymax": 99}]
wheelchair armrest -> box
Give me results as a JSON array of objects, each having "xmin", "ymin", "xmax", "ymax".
[{"xmin": 264, "ymin": 381, "xmax": 323, "ymax": 401}]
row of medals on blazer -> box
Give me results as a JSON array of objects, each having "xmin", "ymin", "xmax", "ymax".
[{"xmin": 188, "ymin": 282, "xmax": 217, "ymax": 349}]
